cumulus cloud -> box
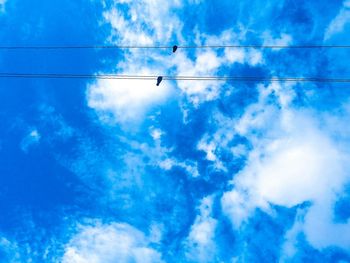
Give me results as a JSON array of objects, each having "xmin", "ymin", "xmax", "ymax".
[
  {"xmin": 87, "ymin": 1, "xmax": 182, "ymax": 124},
  {"xmin": 88, "ymin": 2, "xmax": 266, "ymax": 124},
  {"xmin": 324, "ymin": 0, "xmax": 350, "ymax": 40},
  {"xmin": 185, "ymin": 196, "xmax": 217, "ymax": 262},
  {"xmin": 222, "ymin": 115, "xmax": 347, "ymax": 226},
  {"xmin": 87, "ymin": 76, "xmax": 171, "ymax": 124},
  {"xmin": 62, "ymin": 222, "xmax": 163, "ymax": 263},
  {"xmin": 219, "ymin": 81, "xmax": 350, "ymax": 252}
]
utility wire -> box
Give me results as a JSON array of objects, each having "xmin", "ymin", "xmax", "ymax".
[
  {"xmin": 0, "ymin": 45, "xmax": 350, "ymax": 50},
  {"xmin": 0, "ymin": 73, "xmax": 349, "ymax": 83}
]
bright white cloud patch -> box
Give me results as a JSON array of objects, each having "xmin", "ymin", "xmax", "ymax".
[
  {"xmin": 222, "ymin": 114, "xmax": 347, "ymax": 228},
  {"xmin": 87, "ymin": 77, "xmax": 171, "ymax": 124},
  {"xmin": 94, "ymin": 1, "xmax": 180, "ymax": 123},
  {"xmin": 88, "ymin": 3, "xmax": 267, "ymax": 124},
  {"xmin": 216, "ymin": 82, "xmax": 350, "ymax": 252},
  {"xmin": 87, "ymin": 1, "xmax": 183, "ymax": 124},
  {"xmin": 62, "ymin": 222, "xmax": 163, "ymax": 263},
  {"xmin": 234, "ymin": 119, "xmax": 345, "ymax": 208}
]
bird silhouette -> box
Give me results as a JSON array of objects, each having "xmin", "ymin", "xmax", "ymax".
[
  {"xmin": 173, "ymin": 45, "xmax": 178, "ymax": 53},
  {"xmin": 156, "ymin": 76, "xmax": 163, "ymax": 86}
]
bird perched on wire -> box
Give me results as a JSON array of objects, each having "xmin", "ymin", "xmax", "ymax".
[
  {"xmin": 156, "ymin": 76, "xmax": 163, "ymax": 86},
  {"xmin": 173, "ymin": 45, "xmax": 178, "ymax": 53}
]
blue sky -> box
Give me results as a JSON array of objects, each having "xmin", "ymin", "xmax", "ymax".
[{"xmin": 0, "ymin": 0, "xmax": 350, "ymax": 262}]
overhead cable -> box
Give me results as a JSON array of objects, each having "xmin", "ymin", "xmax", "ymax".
[
  {"xmin": 0, "ymin": 45, "xmax": 350, "ymax": 50},
  {"xmin": 0, "ymin": 73, "xmax": 349, "ymax": 83}
]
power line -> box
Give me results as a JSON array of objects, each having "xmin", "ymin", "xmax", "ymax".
[
  {"xmin": 0, "ymin": 44, "xmax": 350, "ymax": 50},
  {"xmin": 0, "ymin": 73, "xmax": 349, "ymax": 83},
  {"xmin": 178, "ymin": 45, "xmax": 350, "ymax": 49}
]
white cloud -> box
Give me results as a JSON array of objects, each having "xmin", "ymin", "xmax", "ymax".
[
  {"xmin": 324, "ymin": 0, "xmax": 350, "ymax": 40},
  {"xmin": 185, "ymin": 196, "xmax": 217, "ymax": 263},
  {"xmin": 218, "ymin": 82, "xmax": 350, "ymax": 251},
  {"xmin": 234, "ymin": 118, "xmax": 345, "ymax": 209},
  {"xmin": 89, "ymin": 4, "xmax": 267, "ymax": 124},
  {"xmin": 88, "ymin": 1, "xmax": 183, "ymax": 125},
  {"xmin": 105, "ymin": 1, "xmax": 184, "ymax": 45},
  {"xmin": 87, "ymin": 76, "xmax": 171, "ymax": 124},
  {"xmin": 224, "ymin": 48, "xmax": 264, "ymax": 66},
  {"xmin": 224, "ymin": 48, "xmax": 245, "ymax": 64},
  {"xmin": 303, "ymin": 198, "xmax": 350, "ymax": 251},
  {"xmin": 150, "ymin": 128, "xmax": 163, "ymax": 140},
  {"xmin": 20, "ymin": 128, "xmax": 41, "ymax": 153},
  {"xmin": 280, "ymin": 209, "xmax": 305, "ymax": 260},
  {"xmin": 247, "ymin": 49, "xmax": 263, "ymax": 66},
  {"xmin": 171, "ymin": 51, "xmax": 223, "ymax": 104},
  {"xmin": 221, "ymin": 189, "xmax": 257, "ymax": 229},
  {"xmin": 197, "ymin": 135, "xmax": 226, "ymax": 171},
  {"xmin": 159, "ymin": 158, "xmax": 200, "ymax": 177},
  {"xmin": 62, "ymin": 222, "xmax": 163, "ymax": 263},
  {"xmin": 262, "ymin": 31, "xmax": 293, "ymax": 50},
  {"xmin": 122, "ymin": 127, "xmax": 199, "ymax": 177},
  {"xmin": 172, "ymin": 29, "xmax": 264, "ymax": 105}
]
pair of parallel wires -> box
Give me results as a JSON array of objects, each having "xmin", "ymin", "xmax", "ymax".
[{"xmin": 0, "ymin": 44, "xmax": 349, "ymax": 84}]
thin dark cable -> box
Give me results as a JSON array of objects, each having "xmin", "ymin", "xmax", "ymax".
[
  {"xmin": 0, "ymin": 73, "xmax": 350, "ymax": 83},
  {"xmin": 179, "ymin": 45, "xmax": 350, "ymax": 49},
  {"xmin": 0, "ymin": 46, "xmax": 171, "ymax": 50},
  {"xmin": 0, "ymin": 45, "xmax": 350, "ymax": 50}
]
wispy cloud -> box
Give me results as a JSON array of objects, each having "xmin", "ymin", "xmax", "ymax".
[
  {"xmin": 0, "ymin": 236, "xmax": 21, "ymax": 262},
  {"xmin": 3, "ymin": 0, "xmax": 350, "ymax": 261},
  {"xmin": 0, "ymin": 0, "xmax": 6, "ymax": 11},
  {"xmin": 185, "ymin": 196, "xmax": 217, "ymax": 262},
  {"xmin": 20, "ymin": 128, "xmax": 41, "ymax": 153},
  {"xmin": 324, "ymin": 0, "xmax": 350, "ymax": 40}
]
